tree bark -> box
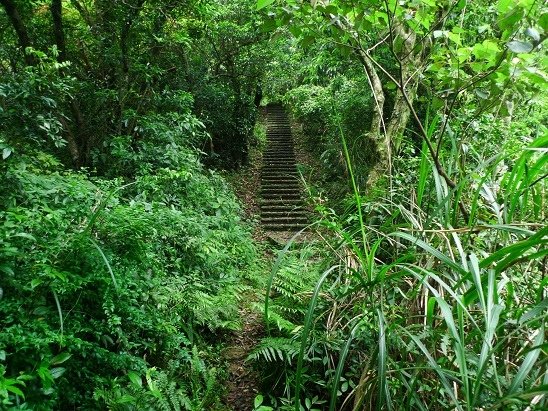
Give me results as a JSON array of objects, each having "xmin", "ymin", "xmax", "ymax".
[
  {"xmin": 386, "ymin": 24, "xmax": 421, "ymax": 152},
  {"xmin": 354, "ymin": 21, "xmax": 424, "ymax": 188},
  {"xmin": 356, "ymin": 49, "xmax": 390, "ymax": 187},
  {"xmin": 120, "ymin": 0, "xmax": 146, "ymax": 74},
  {"xmin": 50, "ymin": 0, "xmax": 67, "ymax": 62},
  {"xmin": 69, "ymin": 0, "xmax": 93, "ymax": 29},
  {"xmin": 0, "ymin": 0, "xmax": 36, "ymax": 65}
]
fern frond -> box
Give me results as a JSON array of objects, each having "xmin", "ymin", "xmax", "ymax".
[{"xmin": 247, "ymin": 337, "xmax": 300, "ymax": 365}]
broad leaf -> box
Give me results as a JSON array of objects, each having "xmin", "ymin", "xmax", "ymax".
[
  {"xmin": 525, "ymin": 27, "xmax": 540, "ymax": 42},
  {"xmin": 257, "ymin": 0, "xmax": 276, "ymax": 10},
  {"xmin": 507, "ymin": 40, "xmax": 534, "ymax": 53},
  {"xmin": 51, "ymin": 352, "xmax": 72, "ymax": 365}
]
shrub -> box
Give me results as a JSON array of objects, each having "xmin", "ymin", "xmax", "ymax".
[{"xmin": 0, "ymin": 132, "xmax": 255, "ymax": 409}]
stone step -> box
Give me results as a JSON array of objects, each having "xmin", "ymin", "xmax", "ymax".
[
  {"xmin": 261, "ymin": 188, "xmax": 300, "ymax": 193},
  {"xmin": 263, "ymin": 161, "xmax": 295, "ymax": 165},
  {"xmin": 261, "ymin": 192, "xmax": 301, "ymax": 198},
  {"xmin": 262, "ymin": 169, "xmax": 298, "ymax": 174},
  {"xmin": 261, "ymin": 210, "xmax": 305, "ymax": 217},
  {"xmin": 263, "ymin": 157, "xmax": 296, "ymax": 161},
  {"xmin": 263, "ymin": 163, "xmax": 296, "ymax": 167},
  {"xmin": 263, "ymin": 224, "xmax": 307, "ymax": 232},
  {"xmin": 262, "ymin": 211, "xmax": 307, "ymax": 218},
  {"xmin": 261, "ymin": 179, "xmax": 299, "ymax": 183},
  {"xmin": 261, "ymin": 183, "xmax": 300, "ymax": 189},
  {"xmin": 262, "ymin": 173, "xmax": 298, "ymax": 177},
  {"xmin": 262, "ymin": 194, "xmax": 301, "ymax": 200},
  {"xmin": 263, "ymin": 167, "xmax": 297, "ymax": 172},
  {"xmin": 262, "ymin": 104, "xmax": 307, "ymax": 233},
  {"xmin": 263, "ymin": 163, "xmax": 297, "ymax": 168},
  {"xmin": 264, "ymin": 150, "xmax": 293, "ymax": 153},
  {"xmin": 262, "ymin": 217, "xmax": 308, "ymax": 226},
  {"xmin": 262, "ymin": 178, "xmax": 300, "ymax": 184},
  {"xmin": 261, "ymin": 184, "xmax": 299, "ymax": 190},
  {"xmin": 263, "ymin": 150, "xmax": 294, "ymax": 154},
  {"xmin": 260, "ymin": 198, "xmax": 302, "ymax": 205},
  {"xmin": 261, "ymin": 174, "xmax": 299, "ymax": 179},
  {"xmin": 261, "ymin": 208, "xmax": 305, "ymax": 214},
  {"xmin": 261, "ymin": 190, "xmax": 301, "ymax": 197},
  {"xmin": 261, "ymin": 180, "xmax": 301, "ymax": 191},
  {"xmin": 263, "ymin": 170, "xmax": 297, "ymax": 174},
  {"xmin": 263, "ymin": 158, "xmax": 295, "ymax": 162},
  {"xmin": 262, "ymin": 169, "xmax": 297, "ymax": 172},
  {"xmin": 263, "ymin": 170, "xmax": 297, "ymax": 175},
  {"xmin": 261, "ymin": 179, "xmax": 301, "ymax": 186},
  {"xmin": 263, "ymin": 163, "xmax": 295, "ymax": 166},
  {"xmin": 261, "ymin": 200, "xmax": 303, "ymax": 206}
]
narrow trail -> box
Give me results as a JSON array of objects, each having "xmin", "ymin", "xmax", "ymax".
[{"xmin": 223, "ymin": 104, "xmax": 307, "ymax": 410}]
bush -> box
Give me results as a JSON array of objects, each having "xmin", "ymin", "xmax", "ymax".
[
  {"xmin": 0, "ymin": 126, "xmax": 255, "ymax": 409},
  {"xmin": 284, "ymin": 76, "xmax": 376, "ymax": 199}
]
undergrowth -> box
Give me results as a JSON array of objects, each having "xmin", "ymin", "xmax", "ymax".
[
  {"xmin": 0, "ymin": 106, "xmax": 257, "ymax": 409},
  {"xmin": 250, "ymin": 100, "xmax": 547, "ymax": 410}
]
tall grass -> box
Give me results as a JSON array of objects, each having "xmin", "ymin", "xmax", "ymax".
[{"xmin": 269, "ymin": 129, "xmax": 547, "ymax": 409}]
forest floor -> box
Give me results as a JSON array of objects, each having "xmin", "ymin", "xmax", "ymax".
[
  {"xmin": 222, "ymin": 109, "xmax": 268, "ymax": 410},
  {"xmin": 222, "ymin": 107, "xmax": 319, "ymax": 410},
  {"xmin": 222, "ymin": 299, "xmax": 264, "ymax": 410}
]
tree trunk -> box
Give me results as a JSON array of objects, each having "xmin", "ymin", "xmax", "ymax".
[
  {"xmin": 385, "ymin": 24, "xmax": 421, "ymax": 153},
  {"xmin": 50, "ymin": 0, "xmax": 67, "ymax": 62},
  {"xmin": 0, "ymin": 0, "xmax": 36, "ymax": 65},
  {"xmin": 356, "ymin": 22, "xmax": 423, "ymax": 189},
  {"xmin": 356, "ymin": 49, "xmax": 389, "ymax": 188}
]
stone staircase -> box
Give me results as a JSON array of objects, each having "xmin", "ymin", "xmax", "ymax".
[{"xmin": 260, "ymin": 105, "xmax": 308, "ymax": 232}]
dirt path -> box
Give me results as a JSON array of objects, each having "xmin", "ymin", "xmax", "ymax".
[
  {"xmin": 222, "ymin": 109, "xmax": 267, "ymax": 410},
  {"xmin": 222, "ymin": 304, "xmax": 263, "ymax": 410},
  {"xmin": 222, "ymin": 105, "xmax": 312, "ymax": 410}
]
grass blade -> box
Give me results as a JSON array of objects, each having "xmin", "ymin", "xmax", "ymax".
[
  {"xmin": 89, "ymin": 238, "xmax": 118, "ymax": 291},
  {"xmin": 294, "ymin": 265, "xmax": 339, "ymax": 411}
]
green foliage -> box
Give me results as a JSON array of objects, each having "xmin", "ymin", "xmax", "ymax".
[
  {"xmin": 253, "ymin": 2, "xmax": 547, "ymax": 405},
  {"xmin": 250, "ymin": 244, "xmax": 365, "ymax": 409},
  {"xmin": 0, "ymin": 54, "xmax": 73, "ymax": 151},
  {"xmin": 0, "ymin": 120, "xmax": 255, "ymax": 408},
  {"xmin": 1, "ymin": 0, "xmax": 266, "ymax": 170},
  {"xmin": 255, "ymin": 124, "xmax": 547, "ymax": 409},
  {"xmin": 94, "ymin": 347, "xmax": 221, "ymax": 410},
  {"xmin": 284, "ymin": 75, "xmax": 376, "ymax": 197}
]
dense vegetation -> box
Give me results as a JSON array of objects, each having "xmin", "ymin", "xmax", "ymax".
[
  {"xmin": 1, "ymin": 0, "xmax": 546, "ymax": 410},
  {"xmin": 1, "ymin": 0, "xmax": 262, "ymax": 409},
  {"xmin": 252, "ymin": 0, "xmax": 547, "ymax": 410}
]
